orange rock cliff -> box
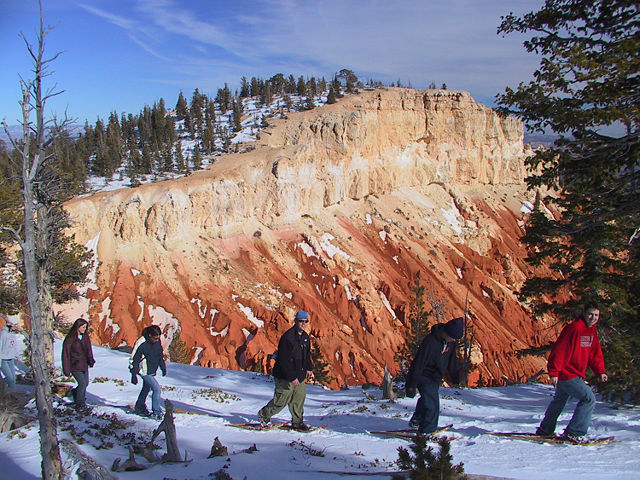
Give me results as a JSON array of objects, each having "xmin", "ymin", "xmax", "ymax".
[{"xmin": 59, "ymin": 88, "xmax": 558, "ymax": 388}]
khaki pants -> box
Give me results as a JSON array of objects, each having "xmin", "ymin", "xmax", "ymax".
[{"xmin": 259, "ymin": 377, "xmax": 306, "ymax": 425}]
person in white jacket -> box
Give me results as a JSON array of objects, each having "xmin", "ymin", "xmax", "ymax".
[{"xmin": 0, "ymin": 315, "xmax": 23, "ymax": 389}]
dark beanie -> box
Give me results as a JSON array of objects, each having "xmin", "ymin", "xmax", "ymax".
[{"xmin": 443, "ymin": 317, "xmax": 464, "ymax": 340}]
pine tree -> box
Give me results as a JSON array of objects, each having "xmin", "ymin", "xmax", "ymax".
[
  {"xmin": 168, "ymin": 330, "xmax": 192, "ymax": 364},
  {"xmin": 498, "ymin": 0, "xmax": 640, "ymax": 403},
  {"xmin": 190, "ymin": 88, "xmax": 204, "ymax": 136},
  {"xmin": 326, "ymin": 88, "xmax": 337, "ymax": 104},
  {"xmin": 174, "ymin": 142, "xmax": 187, "ymax": 174},
  {"xmin": 331, "ymin": 75, "xmax": 343, "ymax": 97},
  {"xmin": 250, "ymin": 76, "xmax": 260, "ymax": 97},
  {"xmin": 232, "ymin": 98, "xmax": 243, "ymax": 132},
  {"xmin": 296, "ymin": 75, "xmax": 307, "ymax": 96},
  {"xmin": 260, "ymin": 84, "xmax": 273, "ymax": 106},
  {"xmin": 318, "ymin": 77, "xmax": 327, "ymax": 93},
  {"xmin": 393, "ymin": 436, "xmax": 467, "ymax": 480},
  {"xmin": 239, "ymin": 76, "xmax": 250, "ymax": 98},
  {"xmin": 175, "ymin": 91, "xmax": 188, "ymax": 120},
  {"xmin": 286, "ymin": 74, "xmax": 296, "ymax": 94},
  {"xmin": 310, "ymin": 342, "xmax": 334, "ymax": 386},
  {"xmin": 395, "ymin": 278, "xmax": 431, "ymax": 378},
  {"xmin": 216, "ymin": 83, "xmax": 232, "ymax": 113},
  {"xmin": 307, "ymin": 77, "xmax": 317, "ymax": 96},
  {"xmin": 302, "ymin": 94, "xmax": 315, "ymax": 111},
  {"xmin": 192, "ymin": 143, "xmax": 203, "ymax": 170},
  {"xmin": 270, "ymin": 73, "xmax": 286, "ymax": 95},
  {"xmin": 339, "ymin": 69, "xmax": 358, "ymax": 93}
]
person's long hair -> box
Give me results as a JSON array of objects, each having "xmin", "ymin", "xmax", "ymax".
[{"xmin": 65, "ymin": 318, "xmax": 89, "ymax": 342}]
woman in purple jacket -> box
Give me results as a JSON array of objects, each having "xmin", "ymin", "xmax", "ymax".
[{"xmin": 62, "ymin": 318, "xmax": 95, "ymax": 410}]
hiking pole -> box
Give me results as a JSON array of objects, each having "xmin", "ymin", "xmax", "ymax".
[{"xmin": 462, "ymin": 287, "xmax": 470, "ymax": 386}]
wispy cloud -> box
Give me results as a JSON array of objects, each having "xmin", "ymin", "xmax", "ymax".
[
  {"xmin": 78, "ymin": 0, "xmax": 540, "ymax": 99},
  {"xmin": 127, "ymin": 34, "xmax": 172, "ymax": 62},
  {"xmin": 126, "ymin": 0, "xmax": 538, "ymax": 94},
  {"xmin": 77, "ymin": 3, "xmax": 137, "ymax": 31}
]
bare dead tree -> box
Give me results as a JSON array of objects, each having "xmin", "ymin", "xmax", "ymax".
[
  {"xmin": 151, "ymin": 400, "xmax": 184, "ymax": 462},
  {"xmin": 0, "ymin": 2, "xmax": 70, "ymax": 478},
  {"xmin": 381, "ymin": 363, "xmax": 395, "ymax": 400},
  {"xmin": 424, "ymin": 282, "xmax": 447, "ymax": 324}
]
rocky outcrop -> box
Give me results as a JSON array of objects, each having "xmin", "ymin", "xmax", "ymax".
[{"xmin": 60, "ymin": 88, "xmax": 555, "ymax": 388}]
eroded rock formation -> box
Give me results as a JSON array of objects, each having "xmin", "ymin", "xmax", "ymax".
[{"xmin": 60, "ymin": 88, "xmax": 557, "ymax": 387}]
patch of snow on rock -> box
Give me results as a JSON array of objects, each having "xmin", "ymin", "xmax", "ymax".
[
  {"xmin": 521, "ymin": 201, "xmax": 534, "ymax": 214},
  {"xmin": 238, "ymin": 302, "xmax": 264, "ymax": 328},
  {"xmin": 441, "ymin": 199, "xmax": 463, "ymax": 235},
  {"xmin": 379, "ymin": 291, "xmax": 397, "ymax": 319},
  {"xmin": 320, "ymin": 233, "xmax": 350, "ymax": 260},
  {"xmin": 147, "ymin": 305, "xmax": 180, "ymax": 351},
  {"xmin": 296, "ymin": 241, "xmax": 319, "ymax": 258}
]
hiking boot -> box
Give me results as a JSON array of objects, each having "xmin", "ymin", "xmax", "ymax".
[
  {"xmin": 150, "ymin": 411, "xmax": 164, "ymax": 420},
  {"xmin": 134, "ymin": 408, "xmax": 151, "ymax": 417},
  {"xmin": 562, "ymin": 431, "xmax": 583, "ymax": 442},
  {"xmin": 258, "ymin": 413, "xmax": 271, "ymax": 427},
  {"xmin": 535, "ymin": 427, "xmax": 551, "ymax": 436},
  {"xmin": 291, "ymin": 423, "xmax": 311, "ymax": 431},
  {"xmin": 408, "ymin": 416, "xmax": 419, "ymax": 429}
]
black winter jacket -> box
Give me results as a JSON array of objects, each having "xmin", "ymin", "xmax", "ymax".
[
  {"xmin": 406, "ymin": 324, "xmax": 460, "ymax": 389},
  {"xmin": 131, "ymin": 339, "xmax": 166, "ymax": 377},
  {"xmin": 272, "ymin": 326, "xmax": 312, "ymax": 382}
]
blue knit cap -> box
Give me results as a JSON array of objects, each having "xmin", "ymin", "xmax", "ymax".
[{"xmin": 295, "ymin": 310, "xmax": 309, "ymax": 320}]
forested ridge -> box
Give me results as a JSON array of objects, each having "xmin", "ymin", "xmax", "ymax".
[{"xmin": 0, "ymin": 70, "xmax": 370, "ymax": 199}]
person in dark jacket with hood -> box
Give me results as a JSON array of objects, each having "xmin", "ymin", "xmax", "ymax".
[
  {"xmin": 130, "ymin": 325, "xmax": 167, "ymax": 419},
  {"xmin": 405, "ymin": 317, "xmax": 463, "ymax": 434},
  {"xmin": 258, "ymin": 310, "xmax": 313, "ymax": 430},
  {"xmin": 62, "ymin": 318, "xmax": 95, "ymax": 410}
]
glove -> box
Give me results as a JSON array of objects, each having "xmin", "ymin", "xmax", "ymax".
[
  {"xmin": 131, "ymin": 373, "xmax": 138, "ymax": 385},
  {"xmin": 89, "ymin": 361, "xmax": 95, "ymax": 368},
  {"xmin": 406, "ymin": 386, "xmax": 416, "ymax": 398}
]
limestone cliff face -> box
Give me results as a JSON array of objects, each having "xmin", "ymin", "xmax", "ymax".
[{"xmin": 61, "ymin": 88, "xmax": 554, "ymax": 388}]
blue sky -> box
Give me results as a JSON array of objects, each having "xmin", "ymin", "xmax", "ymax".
[{"xmin": 1, "ymin": 0, "xmax": 543, "ymax": 125}]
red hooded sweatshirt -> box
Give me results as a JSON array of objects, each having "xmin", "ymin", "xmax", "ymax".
[{"xmin": 547, "ymin": 317, "xmax": 605, "ymax": 381}]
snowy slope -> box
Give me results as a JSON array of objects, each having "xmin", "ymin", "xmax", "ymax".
[
  {"xmin": 1, "ymin": 342, "xmax": 639, "ymax": 480},
  {"xmin": 84, "ymin": 92, "xmax": 328, "ymax": 195}
]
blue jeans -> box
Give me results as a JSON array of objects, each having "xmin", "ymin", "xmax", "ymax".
[
  {"xmin": 71, "ymin": 371, "xmax": 88, "ymax": 406},
  {"xmin": 1, "ymin": 359, "xmax": 16, "ymax": 389},
  {"xmin": 136, "ymin": 375, "xmax": 162, "ymax": 415},
  {"xmin": 539, "ymin": 376, "xmax": 596, "ymax": 436},
  {"xmin": 413, "ymin": 376, "xmax": 440, "ymax": 434}
]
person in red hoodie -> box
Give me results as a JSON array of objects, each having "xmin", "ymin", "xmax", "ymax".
[{"xmin": 536, "ymin": 301, "xmax": 608, "ymax": 439}]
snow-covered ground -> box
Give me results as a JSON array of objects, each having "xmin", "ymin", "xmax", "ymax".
[{"xmin": 1, "ymin": 342, "xmax": 639, "ymax": 480}]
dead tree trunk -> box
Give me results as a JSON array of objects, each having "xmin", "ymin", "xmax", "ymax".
[
  {"xmin": 381, "ymin": 364, "xmax": 395, "ymax": 400},
  {"xmin": 2, "ymin": 4, "xmax": 65, "ymax": 478},
  {"xmin": 151, "ymin": 400, "xmax": 183, "ymax": 462}
]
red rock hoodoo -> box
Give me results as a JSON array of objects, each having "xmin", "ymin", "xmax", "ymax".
[{"xmin": 60, "ymin": 88, "xmax": 558, "ymax": 388}]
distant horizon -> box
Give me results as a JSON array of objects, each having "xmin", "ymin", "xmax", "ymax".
[{"xmin": 1, "ymin": 0, "xmax": 544, "ymax": 125}]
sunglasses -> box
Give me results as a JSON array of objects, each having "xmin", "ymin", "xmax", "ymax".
[{"xmin": 296, "ymin": 319, "xmax": 309, "ymax": 324}]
